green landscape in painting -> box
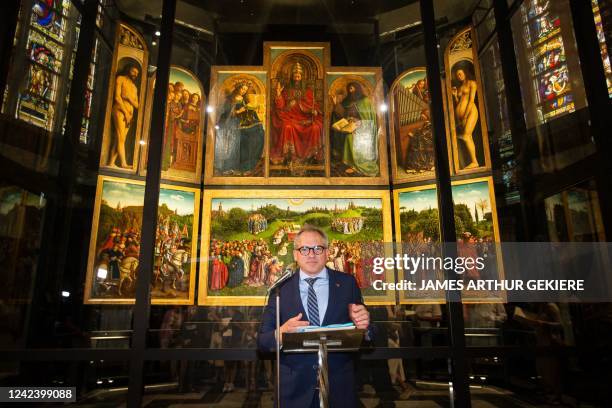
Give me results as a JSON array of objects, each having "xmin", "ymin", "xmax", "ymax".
[{"xmin": 206, "ymin": 197, "xmax": 385, "ymax": 297}]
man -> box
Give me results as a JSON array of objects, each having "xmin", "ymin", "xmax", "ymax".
[
  {"xmin": 108, "ymin": 63, "xmax": 140, "ymax": 168},
  {"xmin": 270, "ymin": 62, "xmax": 323, "ymax": 167},
  {"xmin": 258, "ymin": 225, "xmax": 373, "ymax": 407},
  {"xmin": 330, "ymin": 82, "xmax": 378, "ymax": 176}
]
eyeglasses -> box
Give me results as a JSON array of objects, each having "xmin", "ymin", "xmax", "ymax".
[{"xmin": 296, "ymin": 245, "xmax": 327, "ymax": 256}]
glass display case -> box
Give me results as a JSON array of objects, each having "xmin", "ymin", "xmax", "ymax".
[{"xmin": 0, "ymin": 0, "xmax": 611, "ymax": 406}]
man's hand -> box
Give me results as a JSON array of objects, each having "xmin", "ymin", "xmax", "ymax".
[
  {"xmin": 279, "ymin": 313, "xmax": 309, "ymax": 335},
  {"xmin": 349, "ymin": 303, "xmax": 370, "ymax": 330}
]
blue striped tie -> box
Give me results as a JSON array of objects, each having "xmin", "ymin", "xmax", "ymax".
[{"xmin": 304, "ymin": 277, "xmax": 320, "ymax": 326}]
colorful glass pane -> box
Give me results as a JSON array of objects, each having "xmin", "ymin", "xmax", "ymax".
[
  {"xmin": 592, "ymin": 0, "xmax": 612, "ymax": 97},
  {"xmin": 17, "ymin": 64, "xmax": 57, "ymax": 129},
  {"xmin": 87, "ymin": 63, "xmax": 95, "ymax": 89},
  {"xmin": 84, "ymin": 89, "xmax": 92, "ymax": 118},
  {"xmin": 538, "ymin": 66, "xmax": 575, "ymax": 120},
  {"xmin": 80, "ymin": 117, "xmax": 90, "ymax": 143},
  {"xmin": 533, "ymin": 37, "xmax": 566, "ymax": 76},
  {"xmin": 31, "ymin": 1, "xmax": 67, "ymax": 43},
  {"xmin": 26, "ymin": 31, "xmax": 63, "ymax": 73},
  {"xmin": 518, "ymin": 0, "xmax": 578, "ymax": 124},
  {"xmin": 23, "ymin": 63, "xmax": 57, "ymax": 102}
]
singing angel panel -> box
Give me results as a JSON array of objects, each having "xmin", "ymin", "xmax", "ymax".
[{"xmin": 140, "ymin": 66, "xmax": 205, "ymax": 183}]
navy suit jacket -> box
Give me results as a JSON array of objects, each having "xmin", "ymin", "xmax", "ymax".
[{"xmin": 258, "ymin": 269, "xmax": 374, "ymax": 407}]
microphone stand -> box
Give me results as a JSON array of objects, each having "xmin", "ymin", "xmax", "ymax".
[
  {"xmin": 275, "ymin": 284, "xmax": 281, "ymax": 408},
  {"xmin": 267, "ymin": 268, "xmax": 294, "ymax": 408}
]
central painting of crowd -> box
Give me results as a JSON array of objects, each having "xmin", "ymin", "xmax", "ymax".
[
  {"xmin": 198, "ymin": 189, "xmax": 394, "ymax": 305},
  {"xmin": 204, "ymin": 42, "xmax": 389, "ymax": 184}
]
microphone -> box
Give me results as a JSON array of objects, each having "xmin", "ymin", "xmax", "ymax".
[{"xmin": 267, "ymin": 268, "xmax": 295, "ymax": 293}]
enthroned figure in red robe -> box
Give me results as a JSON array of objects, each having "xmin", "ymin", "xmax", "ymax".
[{"xmin": 270, "ymin": 62, "xmax": 323, "ymax": 165}]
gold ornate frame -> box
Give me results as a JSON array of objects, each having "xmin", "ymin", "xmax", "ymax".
[
  {"xmin": 198, "ymin": 188, "xmax": 394, "ymax": 306},
  {"xmin": 84, "ymin": 175, "xmax": 200, "ymax": 305}
]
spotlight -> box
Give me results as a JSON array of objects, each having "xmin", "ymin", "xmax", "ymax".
[
  {"xmin": 139, "ymin": 140, "xmax": 146, "ymax": 145},
  {"xmin": 379, "ymin": 103, "xmax": 388, "ymax": 112},
  {"xmin": 61, "ymin": 291, "xmax": 70, "ymax": 298},
  {"xmin": 155, "ymin": 30, "xmax": 161, "ymax": 37},
  {"xmin": 206, "ymin": 105, "xmax": 214, "ymax": 113},
  {"xmin": 152, "ymin": 41, "xmax": 157, "ymax": 46},
  {"xmin": 97, "ymin": 267, "xmax": 108, "ymax": 279}
]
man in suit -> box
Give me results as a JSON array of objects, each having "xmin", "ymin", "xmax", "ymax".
[{"xmin": 258, "ymin": 225, "xmax": 372, "ymax": 407}]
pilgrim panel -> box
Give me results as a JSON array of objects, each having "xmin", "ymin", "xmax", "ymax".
[{"xmin": 393, "ymin": 177, "xmax": 503, "ymax": 303}]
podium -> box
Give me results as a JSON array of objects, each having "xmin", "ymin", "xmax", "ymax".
[{"xmin": 281, "ymin": 328, "xmax": 365, "ymax": 408}]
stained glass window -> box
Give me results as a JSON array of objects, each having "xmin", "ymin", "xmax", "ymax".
[
  {"xmin": 523, "ymin": 1, "xmax": 574, "ymax": 122},
  {"xmin": 512, "ymin": 0, "xmax": 588, "ymax": 127},
  {"xmin": 5, "ymin": 0, "xmax": 101, "ymax": 138},
  {"xmin": 29, "ymin": 0, "xmax": 71, "ymax": 44},
  {"xmin": 592, "ymin": 0, "xmax": 612, "ymax": 97},
  {"xmin": 15, "ymin": 0, "xmax": 74, "ymax": 131}
]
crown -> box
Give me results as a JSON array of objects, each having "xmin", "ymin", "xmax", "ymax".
[{"xmin": 292, "ymin": 62, "xmax": 303, "ymax": 74}]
